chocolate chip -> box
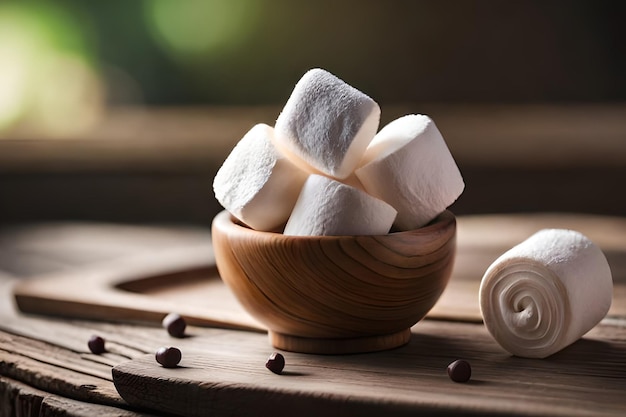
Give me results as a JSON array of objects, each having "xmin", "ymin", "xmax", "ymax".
[
  {"xmin": 87, "ymin": 335, "xmax": 106, "ymax": 354},
  {"xmin": 447, "ymin": 359, "xmax": 471, "ymax": 383},
  {"xmin": 162, "ymin": 313, "xmax": 186, "ymax": 338},
  {"xmin": 156, "ymin": 346, "xmax": 182, "ymax": 368},
  {"xmin": 265, "ymin": 352, "xmax": 285, "ymax": 374}
]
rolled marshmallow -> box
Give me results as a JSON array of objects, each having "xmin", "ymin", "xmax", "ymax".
[
  {"xmin": 355, "ymin": 115, "xmax": 464, "ymax": 230},
  {"xmin": 284, "ymin": 174, "xmax": 397, "ymax": 236},
  {"xmin": 213, "ymin": 123, "xmax": 308, "ymax": 231},
  {"xmin": 274, "ymin": 68, "xmax": 380, "ymax": 180},
  {"xmin": 479, "ymin": 229, "xmax": 613, "ymax": 358}
]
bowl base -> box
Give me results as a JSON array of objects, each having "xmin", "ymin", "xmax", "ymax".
[{"xmin": 269, "ymin": 329, "xmax": 411, "ymax": 354}]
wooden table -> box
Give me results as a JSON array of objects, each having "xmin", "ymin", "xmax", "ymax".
[{"xmin": 1, "ymin": 217, "xmax": 625, "ymax": 417}]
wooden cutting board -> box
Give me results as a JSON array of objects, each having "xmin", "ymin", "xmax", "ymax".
[
  {"xmin": 7, "ymin": 213, "xmax": 626, "ymax": 417},
  {"xmin": 12, "ymin": 213, "xmax": 626, "ymax": 329},
  {"xmin": 110, "ymin": 319, "xmax": 626, "ymax": 417},
  {"xmin": 14, "ymin": 213, "xmax": 626, "ymax": 324}
]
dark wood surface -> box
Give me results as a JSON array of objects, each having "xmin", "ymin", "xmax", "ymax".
[
  {"xmin": 112, "ymin": 322, "xmax": 626, "ymax": 417},
  {"xmin": 1, "ymin": 216, "xmax": 626, "ymax": 416}
]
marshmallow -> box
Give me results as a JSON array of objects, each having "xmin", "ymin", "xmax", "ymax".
[
  {"xmin": 213, "ymin": 123, "xmax": 308, "ymax": 231},
  {"xmin": 284, "ymin": 174, "xmax": 397, "ymax": 236},
  {"xmin": 479, "ymin": 229, "xmax": 613, "ymax": 358},
  {"xmin": 274, "ymin": 68, "xmax": 380, "ymax": 180},
  {"xmin": 340, "ymin": 172, "xmax": 366, "ymax": 191},
  {"xmin": 355, "ymin": 115, "xmax": 464, "ymax": 230}
]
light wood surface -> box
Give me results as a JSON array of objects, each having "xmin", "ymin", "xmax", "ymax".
[
  {"xmin": 211, "ymin": 210, "xmax": 456, "ymax": 353},
  {"xmin": 12, "ymin": 248, "xmax": 263, "ymax": 332},
  {"xmin": 12, "ymin": 213, "xmax": 626, "ymax": 332}
]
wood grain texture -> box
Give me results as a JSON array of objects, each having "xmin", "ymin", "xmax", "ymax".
[
  {"xmin": 268, "ymin": 328, "xmax": 412, "ymax": 355},
  {"xmin": 211, "ymin": 210, "xmax": 456, "ymax": 353},
  {"xmin": 0, "ymin": 331, "xmax": 127, "ymax": 407},
  {"xmin": 10, "ymin": 213, "xmax": 626, "ymax": 336},
  {"xmin": 3, "ymin": 306, "xmax": 625, "ymax": 417},
  {"xmin": 12, "ymin": 246, "xmax": 263, "ymax": 332},
  {"xmin": 2, "ymin": 220, "xmax": 626, "ymax": 417},
  {"xmin": 112, "ymin": 319, "xmax": 626, "ymax": 417},
  {"xmin": 0, "ymin": 376, "xmax": 155, "ymax": 417}
]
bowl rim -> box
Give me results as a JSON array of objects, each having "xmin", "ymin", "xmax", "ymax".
[{"xmin": 212, "ymin": 209, "xmax": 456, "ymax": 239}]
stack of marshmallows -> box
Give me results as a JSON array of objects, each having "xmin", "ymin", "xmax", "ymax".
[{"xmin": 213, "ymin": 68, "xmax": 464, "ymax": 236}]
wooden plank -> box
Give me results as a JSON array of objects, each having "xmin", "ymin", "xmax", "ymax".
[
  {"xmin": 0, "ymin": 375, "xmax": 156, "ymax": 417},
  {"xmin": 11, "ymin": 214, "xmax": 626, "ymax": 330},
  {"xmin": 3, "ymin": 216, "xmax": 626, "ymax": 416},
  {"xmin": 0, "ymin": 222, "xmax": 214, "ymax": 278},
  {"xmin": 112, "ymin": 320, "xmax": 626, "ymax": 417},
  {"xmin": 3, "ymin": 317, "xmax": 626, "ymax": 417},
  {"xmin": 12, "ymin": 248, "xmax": 263, "ymax": 332},
  {"xmin": 1, "ymin": 274, "xmax": 246, "ymax": 414},
  {"xmin": 3, "ymin": 271, "xmax": 626, "ymax": 417},
  {"xmin": 0, "ymin": 332, "xmax": 125, "ymax": 407},
  {"xmin": 0, "ymin": 376, "xmax": 42, "ymax": 417}
]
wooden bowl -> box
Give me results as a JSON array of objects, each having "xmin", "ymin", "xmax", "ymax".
[{"xmin": 211, "ymin": 210, "xmax": 456, "ymax": 354}]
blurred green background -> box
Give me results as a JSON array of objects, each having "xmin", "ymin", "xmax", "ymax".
[
  {"xmin": 1, "ymin": 0, "xmax": 625, "ymax": 224},
  {"xmin": 1, "ymin": 0, "xmax": 624, "ymax": 132}
]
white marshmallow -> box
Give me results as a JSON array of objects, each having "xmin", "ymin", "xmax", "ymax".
[
  {"xmin": 284, "ymin": 174, "xmax": 397, "ymax": 236},
  {"xmin": 213, "ymin": 123, "xmax": 308, "ymax": 231},
  {"xmin": 355, "ymin": 115, "xmax": 464, "ymax": 230},
  {"xmin": 340, "ymin": 172, "xmax": 366, "ymax": 191},
  {"xmin": 479, "ymin": 229, "xmax": 613, "ymax": 358},
  {"xmin": 274, "ymin": 68, "xmax": 380, "ymax": 180}
]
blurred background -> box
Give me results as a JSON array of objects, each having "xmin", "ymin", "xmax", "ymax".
[{"xmin": 1, "ymin": 0, "xmax": 625, "ymax": 226}]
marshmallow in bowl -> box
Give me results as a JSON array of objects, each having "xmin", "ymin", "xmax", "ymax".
[
  {"xmin": 284, "ymin": 174, "xmax": 397, "ymax": 236},
  {"xmin": 355, "ymin": 114, "xmax": 464, "ymax": 230},
  {"xmin": 274, "ymin": 68, "xmax": 380, "ymax": 180},
  {"xmin": 213, "ymin": 123, "xmax": 308, "ymax": 232}
]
